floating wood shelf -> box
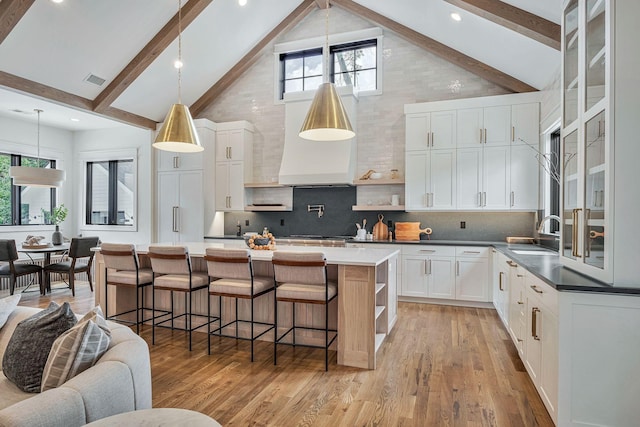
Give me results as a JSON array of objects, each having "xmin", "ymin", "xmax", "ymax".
[
  {"xmin": 352, "ymin": 205, "xmax": 405, "ymax": 211},
  {"xmin": 354, "ymin": 179, "xmax": 404, "ymax": 186},
  {"xmin": 244, "ymin": 205, "xmax": 291, "ymax": 211},
  {"xmin": 244, "ymin": 183, "xmax": 288, "ymax": 188}
]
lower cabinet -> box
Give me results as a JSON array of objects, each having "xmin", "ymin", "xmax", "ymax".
[
  {"xmin": 491, "ymin": 249, "xmax": 509, "ymax": 324},
  {"xmin": 400, "ymin": 245, "xmax": 489, "ymax": 303},
  {"xmin": 506, "ymin": 259, "xmax": 526, "ymax": 357}
]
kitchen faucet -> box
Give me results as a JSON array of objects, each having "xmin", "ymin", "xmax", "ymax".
[{"xmin": 537, "ymin": 215, "xmax": 560, "ymax": 234}]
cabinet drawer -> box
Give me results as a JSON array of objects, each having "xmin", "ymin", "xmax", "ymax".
[
  {"xmin": 526, "ymin": 275, "xmax": 558, "ymax": 314},
  {"xmin": 455, "ymin": 246, "xmax": 489, "ymax": 258},
  {"xmin": 402, "ymin": 245, "xmax": 456, "ymax": 257}
]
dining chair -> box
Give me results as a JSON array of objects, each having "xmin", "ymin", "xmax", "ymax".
[
  {"xmin": 272, "ymin": 251, "xmax": 337, "ymax": 371},
  {"xmin": 0, "ymin": 240, "xmax": 44, "ymax": 295},
  {"xmin": 43, "ymin": 236, "xmax": 100, "ymax": 296},
  {"xmin": 205, "ymin": 247, "xmax": 274, "ymax": 362}
]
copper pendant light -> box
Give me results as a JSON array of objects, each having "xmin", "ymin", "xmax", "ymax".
[
  {"xmin": 299, "ymin": 0, "xmax": 355, "ymax": 141},
  {"xmin": 153, "ymin": 0, "xmax": 203, "ymax": 153}
]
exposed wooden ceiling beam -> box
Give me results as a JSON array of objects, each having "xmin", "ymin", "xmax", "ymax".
[
  {"xmin": 191, "ymin": 0, "xmax": 318, "ymax": 116},
  {"xmin": 315, "ymin": 0, "xmax": 329, "ymax": 9},
  {"xmin": 330, "ymin": 0, "xmax": 537, "ymax": 93},
  {"xmin": 0, "ymin": 0, "xmax": 35, "ymax": 45},
  {"xmin": 0, "ymin": 71, "xmax": 157, "ymax": 129},
  {"xmin": 93, "ymin": 0, "xmax": 212, "ymax": 113},
  {"xmin": 444, "ymin": 0, "xmax": 560, "ymax": 50}
]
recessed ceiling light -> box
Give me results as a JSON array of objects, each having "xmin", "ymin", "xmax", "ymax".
[
  {"xmin": 239, "ymin": 0, "xmax": 247, "ymax": 6},
  {"xmin": 174, "ymin": 59, "xmax": 183, "ymax": 69},
  {"xmin": 51, "ymin": 0, "xmax": 64, "ymax": 3},
  {"xmin": 70, "ymin": 118, "xmax": 80, "ymax": 122},
  {"xmin": 450, "ymin": 12, "xmax": 462, "ymax": 22}
]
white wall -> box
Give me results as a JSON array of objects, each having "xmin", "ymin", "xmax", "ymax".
[
  {"xmin": 73, "ymin": 126, "xmax": 153, "ymax": 245},
  {"xmin": 0, "ymin": 115, "xmax": 74, "ymax": 243}
]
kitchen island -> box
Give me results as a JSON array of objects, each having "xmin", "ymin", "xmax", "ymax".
[{"xmin": 95, "ymin": 242, "xmax": 399, "ymax": 370}]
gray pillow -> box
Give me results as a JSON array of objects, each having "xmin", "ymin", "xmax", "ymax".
[{"xmin": 2, "ymin": 302, "xmax": 77, "ymax": 393}]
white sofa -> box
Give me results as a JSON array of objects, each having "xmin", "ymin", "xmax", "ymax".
[{"xmin": 0, "ymin": 306, "xmax": 152, "ymax": 427}]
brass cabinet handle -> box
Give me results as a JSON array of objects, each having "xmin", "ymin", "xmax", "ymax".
[
  {"xmin": 531, "ymin": 307, "xmax": 540, "ymax": 340},
  {"xmin": 506, "ymin": 260, "xmax": 518, "ymax": 267},
  {"xmin": 530, "ymin": 285, "xmax": 543, "ymax": 294},
  {"xmin": 424, "ymin": 259, "xmax": 428, "ymax": 275},
  {"xmin": 172, "ymin": 206, "xmax": 179, "ymax": 232},
  {"xmin": 428, "ymin": 259, "xmax": 432, "ymax": 275},
  {"xmin": 484, "ymin": 128, "xmax": 488, "ymax": 143},
  {"xmin": 511, "ymin": 191, "xmax": 515, "ymax": 207},
  {"xmin": 479, "ymin": 129, "xmax": 483, "ymax": 144},
  {"xmin": 575, "ymin": 208, "xmax": 582, "ymax": 258},
  {"xmin": 571, "ymin": 209, "xmax": 578, "ymax": 257},
  {"xmin": 431, "ymin": 132, "xmax": 435, "ymax": 147},
  {"xmin": 419, "ymin": 249, "xmax": 436, "ymax": 253},
  {"xmin": 456, "ymin": 260, "xmax": 460, "ymax": 276},
  {"xmin": 498, "ymin": 271, "xmax": 504, "ymax": 291},
  {"xmin": 517, "ymin": 300, "xmax": 524, "ymax": 305},
  {"xmin": 511, "ymin": 126, "xmax": 515, "ymax": 142},
  {"xmin": 426, "ymin": 132, "xmax": 430, "ymax": 147},
  {"xmin": 173, "ymin": 156, "xmax": 179, "ymax": 169}
]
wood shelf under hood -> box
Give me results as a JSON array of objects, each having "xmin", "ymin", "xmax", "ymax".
[{"xmin": 352, "ymin": 205, "xmax": 405, "ymax": 211}]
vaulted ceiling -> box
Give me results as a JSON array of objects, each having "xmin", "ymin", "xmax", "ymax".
[{"xmin": 0, "ymin": 0, "xmax": 561, "ymax": 131}]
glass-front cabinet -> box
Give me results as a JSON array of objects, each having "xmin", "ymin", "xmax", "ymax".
[{"xmin": 560, "ymin": 0, "xmax": 610, "ymax": 282}]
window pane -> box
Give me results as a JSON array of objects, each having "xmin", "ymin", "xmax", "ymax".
[
  {"xmin": 356, "ymin": 46, "xmax": 376, "ymax": 69},
  {"xmin": 20, "ymin": 186, "xmax": 50, "ymax": 224},
  {"xmin": 116, "ymin": 160, "xmax": 134, "ymax": 225},
  {"xmin": 304, "ymin": 54, "xmax": 323, "ymax": 77},
  {"xmin": 304, "ymin": 76, "xmax": 322, "ymax": 91},
  {"xmin": 90, "ymin": 162, "xmax": 109, "ymax": 225},
  {"xmin": 284, "ymin": 57, "xmax": 303, "ymax": 79},
  {"xmin": 334, "ymin": 51, "xmax": 354, "ymax": 73},
  {"xmin": 0, "ymin": 155, "xmax": 11, "ymax": 225},
  {"xmin": 285, "ymin": 79, "xmax": 303, "ymax": 93},
  {"xmin": 354, "ymin": 69, "xmax": 376, "ymax": 91},
  {"xmin": 334, "ymin": 72, "xmax": 355, "ymax": 87}
]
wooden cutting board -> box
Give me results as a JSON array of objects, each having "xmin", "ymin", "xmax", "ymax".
[
  {"xmin": 372, "ymin": 214, "xmax": 388, "ymax": 241},
  {"xmin": 395, "ymin": 222, "xmax": 430, "ymax": 241}
]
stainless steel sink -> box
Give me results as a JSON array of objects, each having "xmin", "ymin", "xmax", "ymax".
[{"xmin": 512, "ymin": 249, "xmax": 557, "ymax": 256}]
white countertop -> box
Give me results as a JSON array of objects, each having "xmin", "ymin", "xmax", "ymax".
[{"xmin": 134, "ymin": 242, "xmax": 399, "ymax": 267}]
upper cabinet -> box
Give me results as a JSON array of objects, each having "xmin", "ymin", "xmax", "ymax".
[
  {"xmin": 215, "ymin": 121, "xmax": 254, "ymax": 212},
  {"xmin": 405, "ymin": 93, "xmax": 541, "ymax": 212},
  {"xmin": 560, "ymin": 0, "xmax": 640, "ymax": 286}
]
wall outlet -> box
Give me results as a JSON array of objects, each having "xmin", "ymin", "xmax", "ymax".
[
  {"xmin": 460, "ymin": 221, "xmax": 466, "ymax": 229},
  {"xmin": 280, "ymin": 219, "xmax": 285, "ymax": 226},
  {"xmin": 245, "ymin": 219, "xmax": 250, "ymax": 226}
]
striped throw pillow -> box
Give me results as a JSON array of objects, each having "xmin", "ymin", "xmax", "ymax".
[{"xmin": 41, "ymin": 306, "xmax": 111, "ymax": 392}]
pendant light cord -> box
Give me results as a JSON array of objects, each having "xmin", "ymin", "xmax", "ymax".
[
  {"xmin": 324, "ymin": 0, "xmax": 329, "ymax": 83},
  {"xmin": 177, "ymin": 0, "xmax": 183, "ymax": 104}
]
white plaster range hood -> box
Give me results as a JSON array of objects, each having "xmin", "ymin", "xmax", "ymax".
[{"xmin": 278, "ymin": 87, "xmax": 358, "ymax": 186}]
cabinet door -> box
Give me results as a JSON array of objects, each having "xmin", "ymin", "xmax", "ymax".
[
  {"xmin": 401, "ymin": 256, "xmax": 429, "ymax": 297},
  {"xmin": 215, "ymin": 131, "xmax": 231, "ymax": 161},
  {"xmin": 157, "ymin": 172, "xmax": 179, "ymax": 243},
  {"xmin": 510, "ymin": 145, "xmax": 539, "ymax": 210},
  {"xmin": 512, "ymin": 103, "xmax": 539, "ymax": 146},
  {"xmin": 507, "ymin": 264, "xmax": 525, "ymax": 346},
  {"xmin": 428, "ymin": 256, "xmax": 456, "ymax": 299},
  {"xmin": 405, "ymin": 152, "xmax": 428, "ymax": 210},
  {"xmin": 539, "ymin": 307, "xmax": 558, "ymax": 422},
  {"xmin": 456, "ymin": 148, "xmax": 482, "ymax": 209},
  {"xmin": 430, "ymin": 110, "xmax": 456, "ymax": 149},
  {"xmin": 430, "ymin": 150, "xmax": 456, "ymax": 209},
  {"xmin": 227, "ymin": 130, "xmax": 245, "ymax": 161},
  {"xmin": 492, "ymin": 251, "xmax": 509, "ymax": 325},
  {"xmin": 455, "ymin": 257, "xmax": 489, "ymax": 301},
  {"xmin": 156, "ymin": 151, "xmax": 203, "ymax": 172},
  {"xmin": 483, "ymin": 105, "xmax": 511, "ymax": 146},
  {"xmin": 228, "ymin": 161, "xmax": 245, "ymax": 211},
  {"xmin": 215, "ymin": 162, "xmax": 230, "ymax": 210},
  {"xmin": 177, "ymin": 171, "xmax": 204, "ymax": 241},
  {"xmin": 456, "ymin": 108, "xmax": 483, "ymax": 148},
  {"xmin": 406, "ymin": 115, "xmax": 430, "ymax": 151},
  {"xmin": 525, "ymin": 296, "xmax": 543, "ymax": 385},
  {"xmin": 483, "ymin": 146, "xmax": 510, "ymax": 209}
]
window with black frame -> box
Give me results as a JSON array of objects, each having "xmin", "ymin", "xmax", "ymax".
[
  {"xmin": 0, "ymin": 152, "xmax": 56, "ymax": 226},
  {"xmin": 86, "ymin": 160, "xmax": 134, "ymax": 226},
  {"xmin": 331, "ymin": 39, "xmax": 377, "ymax": 91},
  {"xmin": 279, "ymin": 48, "xmax": 323, "ymax": 99}
]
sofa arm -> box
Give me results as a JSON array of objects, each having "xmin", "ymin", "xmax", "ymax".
[{"xmin": 0, "ymin": 387, "xmax": 86, "ymax": 427}]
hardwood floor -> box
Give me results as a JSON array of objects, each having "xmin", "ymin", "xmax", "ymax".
[{"xmin": 13, "ymin": 283, "xmax": 554, "ymax": 426}]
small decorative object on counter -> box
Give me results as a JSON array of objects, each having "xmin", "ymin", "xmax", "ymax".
[
  {"xmin": 246, "ymin": 229, "xmax": 275, "ymax": 250},
  {"xmin": 372, "ymin": 214, "xmax": 388, "ymax": 241},
  {"xmin": 236, "ymin": 221, "xmax": 242, "ymax": 236},
  {"xmin": 50, "ymin": 204, "xmax": 68, "ymax": 246},
  {"xmin": 22, "ymin": 235, "xmax": 50, "ymax": 249},
  {"xmin": 390, "ymin": 169, "xmax": 399, "ymax": 179}
]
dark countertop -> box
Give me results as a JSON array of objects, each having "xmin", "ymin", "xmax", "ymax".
[{"xmin": 204, "ymin": 235, "xmax": 640, "ymax": 295}]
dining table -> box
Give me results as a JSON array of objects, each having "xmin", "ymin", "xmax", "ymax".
[{"xmin": 18, "ymin": 243, "xmax": 70, "ymax": 294}]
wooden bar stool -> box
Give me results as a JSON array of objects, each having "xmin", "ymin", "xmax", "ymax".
[
  {"xmin": 101, "ymin": 243, "xmax": 154, "ymax": 334},
  {"xmin": 272, "ymin": 251, "xmax": 337, "ymax": 371},
  {"xmin": 205, "ymin": 248, "xmax": 274, "ymax": 362},
  {"xmin": 148, "ymin": 245, "xmax": 211, "ymax": 351}
]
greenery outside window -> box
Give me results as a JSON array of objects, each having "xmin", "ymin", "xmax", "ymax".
[
  {"xmin": 331, "ymin": 39, "xmax": 377, "ymax": 91},
  {"xmin": 85, "ymin": 160, "xmax": 134, "ymax": 226},
  {"xmin": 0, "ymin": 152, "xmax": 56, "ymax": 226}
]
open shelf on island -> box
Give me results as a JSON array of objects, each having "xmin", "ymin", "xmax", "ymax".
[
  {"xmin": 375, "ymin": 282, "xmax": 386, "ymax": 294},
  {"xmin": 375, "ymin": 333, "xmax": 385, "ymax": 352}
]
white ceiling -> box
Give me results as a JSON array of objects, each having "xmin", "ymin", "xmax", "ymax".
[{"xmin": 0, "ymin": 0, "xmax": 561, "ymax": 131}]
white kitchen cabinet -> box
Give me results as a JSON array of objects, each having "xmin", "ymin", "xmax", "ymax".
[
  {"xmin": 400, "ymin": 246, "xmax": 456, "ymax": 299},
  {"xmin": 510, "ymin": 144, "xmax": 540, "ymax": 210},
  {"xmin": 157, "ymin": 170, "xmax": 203, "ymax": 243},
  {"xmin": 214, "ymin": 121, "xmax": 253, "ymax": 212},
  {"xmin": 156, "ymin": 151, "xmax": 203, "ymax": 172},
  {"xmin": 524, "ymin": 274, "xmax": 558, "ymax": 424},
  {"xmin": 506, "ymin": 259, "xmax": 526, "ymax": 357},
  {"xmin": 456, "ymin": 143, "xmax": 510, "ymax": 210},
  {"xmin": 455, "ymin": 148, "xmax": 482, "ymax": 210},
  {"xmin": 405, "ymin": 150, "xmax": 456, "ymax": 211},
  {"xmin": 454, "ymin": 246, "xmax": 489, "ymax": 302},
  {"xmin": 456, "ymin": 106, "xmax": 511, "ymax": 148},
  {"xmin": 511, "ymin": 103, "xmax": 540, "ymax": 146},
  {"xmin": 405, "ymin": 111, "xmax": 456, "ymax": 151},
  {"xmin": 491, "ymin": 249, "xmax": 509, "ymax": 325}
]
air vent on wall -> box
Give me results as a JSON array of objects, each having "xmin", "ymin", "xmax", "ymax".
[{"xmin": 84, "ymin": 73, "xmax": 106, "ymax": 86}]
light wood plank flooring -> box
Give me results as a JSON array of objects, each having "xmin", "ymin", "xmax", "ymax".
[{"xmin": 13, "ymin": 283, "xmax": 554, "ymax": 426}]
